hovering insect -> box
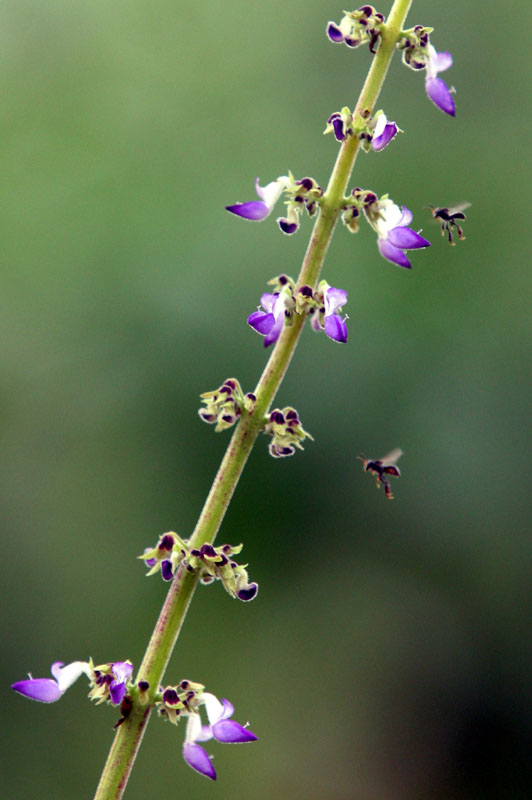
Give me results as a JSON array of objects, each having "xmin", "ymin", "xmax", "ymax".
[
  {"xmin": 358, "ymin": 448, "xmax": 403, "ymax": 500},
  {"xmin": 428, "ymin": 202, "xmax": 470, "ymax": 245}
]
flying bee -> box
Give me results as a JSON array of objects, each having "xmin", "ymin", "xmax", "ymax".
[
  {"xmin": 428, "ymin": 202, "xmax": 470, "ymax": 245},
  {"xmin": 358, "ymin": 448, "xmax": 403, "ymax": 500}
]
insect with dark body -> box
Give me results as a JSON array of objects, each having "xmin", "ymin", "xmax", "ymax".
[
  {"xmin": 428, "ymin": 202, "xmax": 470, "ymax": 245},
  {"xmin": 358, "ymin": 448, "xmax": 403, "ymax": 500}
]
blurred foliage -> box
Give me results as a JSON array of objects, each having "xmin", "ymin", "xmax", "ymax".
[{"xmin": 3, "ymin": 1, "xmax": 532, "ymax": 797}]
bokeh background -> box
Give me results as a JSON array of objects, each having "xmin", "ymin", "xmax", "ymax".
[{"xmin": 3, "ymin": 1, "xmax": 531, "ymax": 797}]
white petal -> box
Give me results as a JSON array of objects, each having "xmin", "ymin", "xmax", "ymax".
[
  {"xmin": 185, "ymin": 711, "xmax": 206, "ymax": 744},
  {"xmin": 202, "ymin": 692, "xmax": 225, "ymax": 725},
  {"xmin": 255, "ymin": 177, "xmax": 288, "ymax": 210},
  {"xmin": 51, "ymin": 661, "xmax": 90, "ymax": 693},
  {"xmin": 373, "ymin": 112, "xmax": 388, "ymax": 139}
]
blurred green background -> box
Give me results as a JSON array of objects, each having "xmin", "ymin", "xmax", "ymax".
[{"xmin": 3, "ymin": 1, "xmax": 531, "ymax": 797}]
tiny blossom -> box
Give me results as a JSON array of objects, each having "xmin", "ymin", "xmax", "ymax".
[
  {"xmin": 183, "ymin": 693, "xmax": 257, "ymax": 780},
  {"xmin": 140, "ymin": 534, "xmax": 259, "ymax": 601},
  {"xmin": 425, "ymin": 44, "xmax": 455, "ymax": 116},
  {"xmin": 227, "ymin": 173, "xmax": 323, "ymax": 236},
  {"xmin": 398, "ymin": 24, "xmax": 432, "ymax": 70},
  {"xmin": 11, "ymin": 659, "xmax": 133, "ymax": 707},
  {"xmin": 324, "ymin": 107, "xmax": 353, "ymax": 142},
  {"xmin": 225, "ymin": 177, "xmax": 288, "ymax": 221},
  {"xmin": 198, "ymin": 377, "xmax": 246, "ymax": 432},
  {"xmin": 248, "ymin": 274, "xmax": 348, "ymax": 346},
  {"xmin": 248, "ymin": 276, "xmax": 295, "ymax": 347},
  {"xmin": 310, "ymin": 281, "xmax": 348, "ymax": 343},
  {"xmin": 370, "ymin": 112, "xmax": 399, "ymax": 152},
  {"xmin": 263, "ymin": 407, "xmax": 314, "ymax": 458},
  {"xmin": 326, "ymin": 6, "xmax": 384, "ymax": 52},
  {"xmin": 157, "ymin": 684, "xmax": 257, "ymax": 781},
  {"xmin": 89, "ymin": 660, "xmax": 134, "ymax": 706},
  {"xmin": 364, "ymin": 196, "xmax": 430, "ymax": 268},
  {"xmin": 11, "ymin": 660, "xmax": 91, "ymax": 703}
]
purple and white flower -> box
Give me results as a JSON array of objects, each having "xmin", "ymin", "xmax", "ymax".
[
  {"xmin": 11, "ymin": 660, "xmax": 91, "ymax": 703},
  {"xmin": 370, "ymin": 112, "xmax": 399, "ymax": 152},
  {"xmin": 248, "ymin": 287, "xmax": 293, "ymax": 347},
  {"xmin": 11, "ymin": 659, "xmax": 133, "ymax": 707},
  {"xmin": 225, "ymin": 177, "xmax": 288, "ymax": 221},
  {"xmin": 366, "ymin": 198, "xmax": 430, "ymax": 269},
  {"xmin": 182, "ymin": 693, "xmax": 257, "ymax": 781},
  {"xmin": 425, "ymin": 44, "xmax": 455, "ymax": 116},
  {"xmin": 105, "ymin": 661, "xmax": 134, "ymax": 706},
  {"xmin": 310, "ymin": 284, "xmax": 348, "ymax": 343}
]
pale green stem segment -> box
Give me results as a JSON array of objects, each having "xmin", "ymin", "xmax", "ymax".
[{"xmin": 93, "ymin": 2, "xmax": 412, "ymax": 797}]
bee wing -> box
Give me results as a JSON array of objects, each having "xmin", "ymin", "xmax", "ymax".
[
  {"xmin": 380, "ymin": 448, "xmax": 403, "ymax": 465},
  {"xmin": 448, "ymin": 201, "xmax": 471, "ymax": 215}
]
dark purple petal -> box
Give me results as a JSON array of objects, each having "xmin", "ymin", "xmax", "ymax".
[
  {"xmin": 326, "ymin": 22, "xmax": 344, "ymax": 42},
  {"xmin": 248, "ymin": 310, "xmax": 275, "ymax": 335},
  {"xmin": 109, "ymin": 680, "xmax": 126, "ymax": 706},
  {"xmin": 331, "ymin": 117, "xmax": 346, "ymax": 141},
  {"xmin": 378, "ymin": 238, "xmax": 412, "ymax": 268},
  {"xmin": 11, "ymin": 678, "xmax": 62, "ymax": 703},
  {"xmin": 277, "ymin": 217, "xmax": 298, "ymax": 235},
  {"xmin": 237, "ymin": 582, "xmax": 259, "ymax": 601},
  {"xmin": 183, "ymin": 743, "xmax": 217, "ymax": 780},
  {"xmin": 161, "ymin": 559, "xmax": 174, "ymax": 581},
  {"xmin": 324, "ymin": 314, "xmax": 348, "ymax": 343},
  {"xmin": 371, "ymin": 121, "xmax": 398, "ymax": 152},
  {"xmin": 388, "ymin": 227, "xmax": 430, "ymax": 250},
  {"xmin": 212, "ymin": 719, "xmax": 258, "ymax": 743},
  {"xmin": 225, "ymin": 201, "xmax": 269, "ymax": 221},
  {"xmin": 425, "ymin": 76, "xmax": 455, "ymax": 116}
]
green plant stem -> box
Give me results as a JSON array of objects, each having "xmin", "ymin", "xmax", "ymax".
[{"xmin": 93, "ymin": 2, "xmax": 412, "ymax": 796}]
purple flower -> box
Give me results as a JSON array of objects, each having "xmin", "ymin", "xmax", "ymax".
[
  {"xmin": 248, "ymin": 290, "xmax": 292, "ymax": 347},
  {"xmin": 311, "ymin": 285, "xmax": 348, "ymax": 343},
  {"xmin": 371, "ymin": 112, "xmax": 399, "ymax": 152},
  {"xmin": 368, "ymin": 199, "xmax": 430, "ymax": 269},
  {"xmin": 425, "ymin": 45, "xmax": 455, "ymax": 116},
  {"xmin": 12, "ymin": 659, "xmax": 134, "ymax": 707},
  {"xmin": 11, "ymin": 660, "xmax": 90, "ymax": 703},
  {"xmin": 107, "ymin": 661, "xmax": 134, "ymax": 706},
  {"xmin": 326, "ymin": 111, "xmax": 349, "ymax": 142},
  {"xmin": 182, "ymin": 693, "xmax": 257, "ymax": 781},
  {"xmin": 226, "ymin": 177, "xmax": 287, "ymax": 221}
]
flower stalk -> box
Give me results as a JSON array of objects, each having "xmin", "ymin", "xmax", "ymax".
[{"xmin": 91, "ymin": 1, "xmax": 414, "ymax": 795}]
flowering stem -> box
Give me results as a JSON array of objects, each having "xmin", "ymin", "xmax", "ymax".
[{"xmin": 93, "ymin": 1, "xmax": 413, "ymax": 796}]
